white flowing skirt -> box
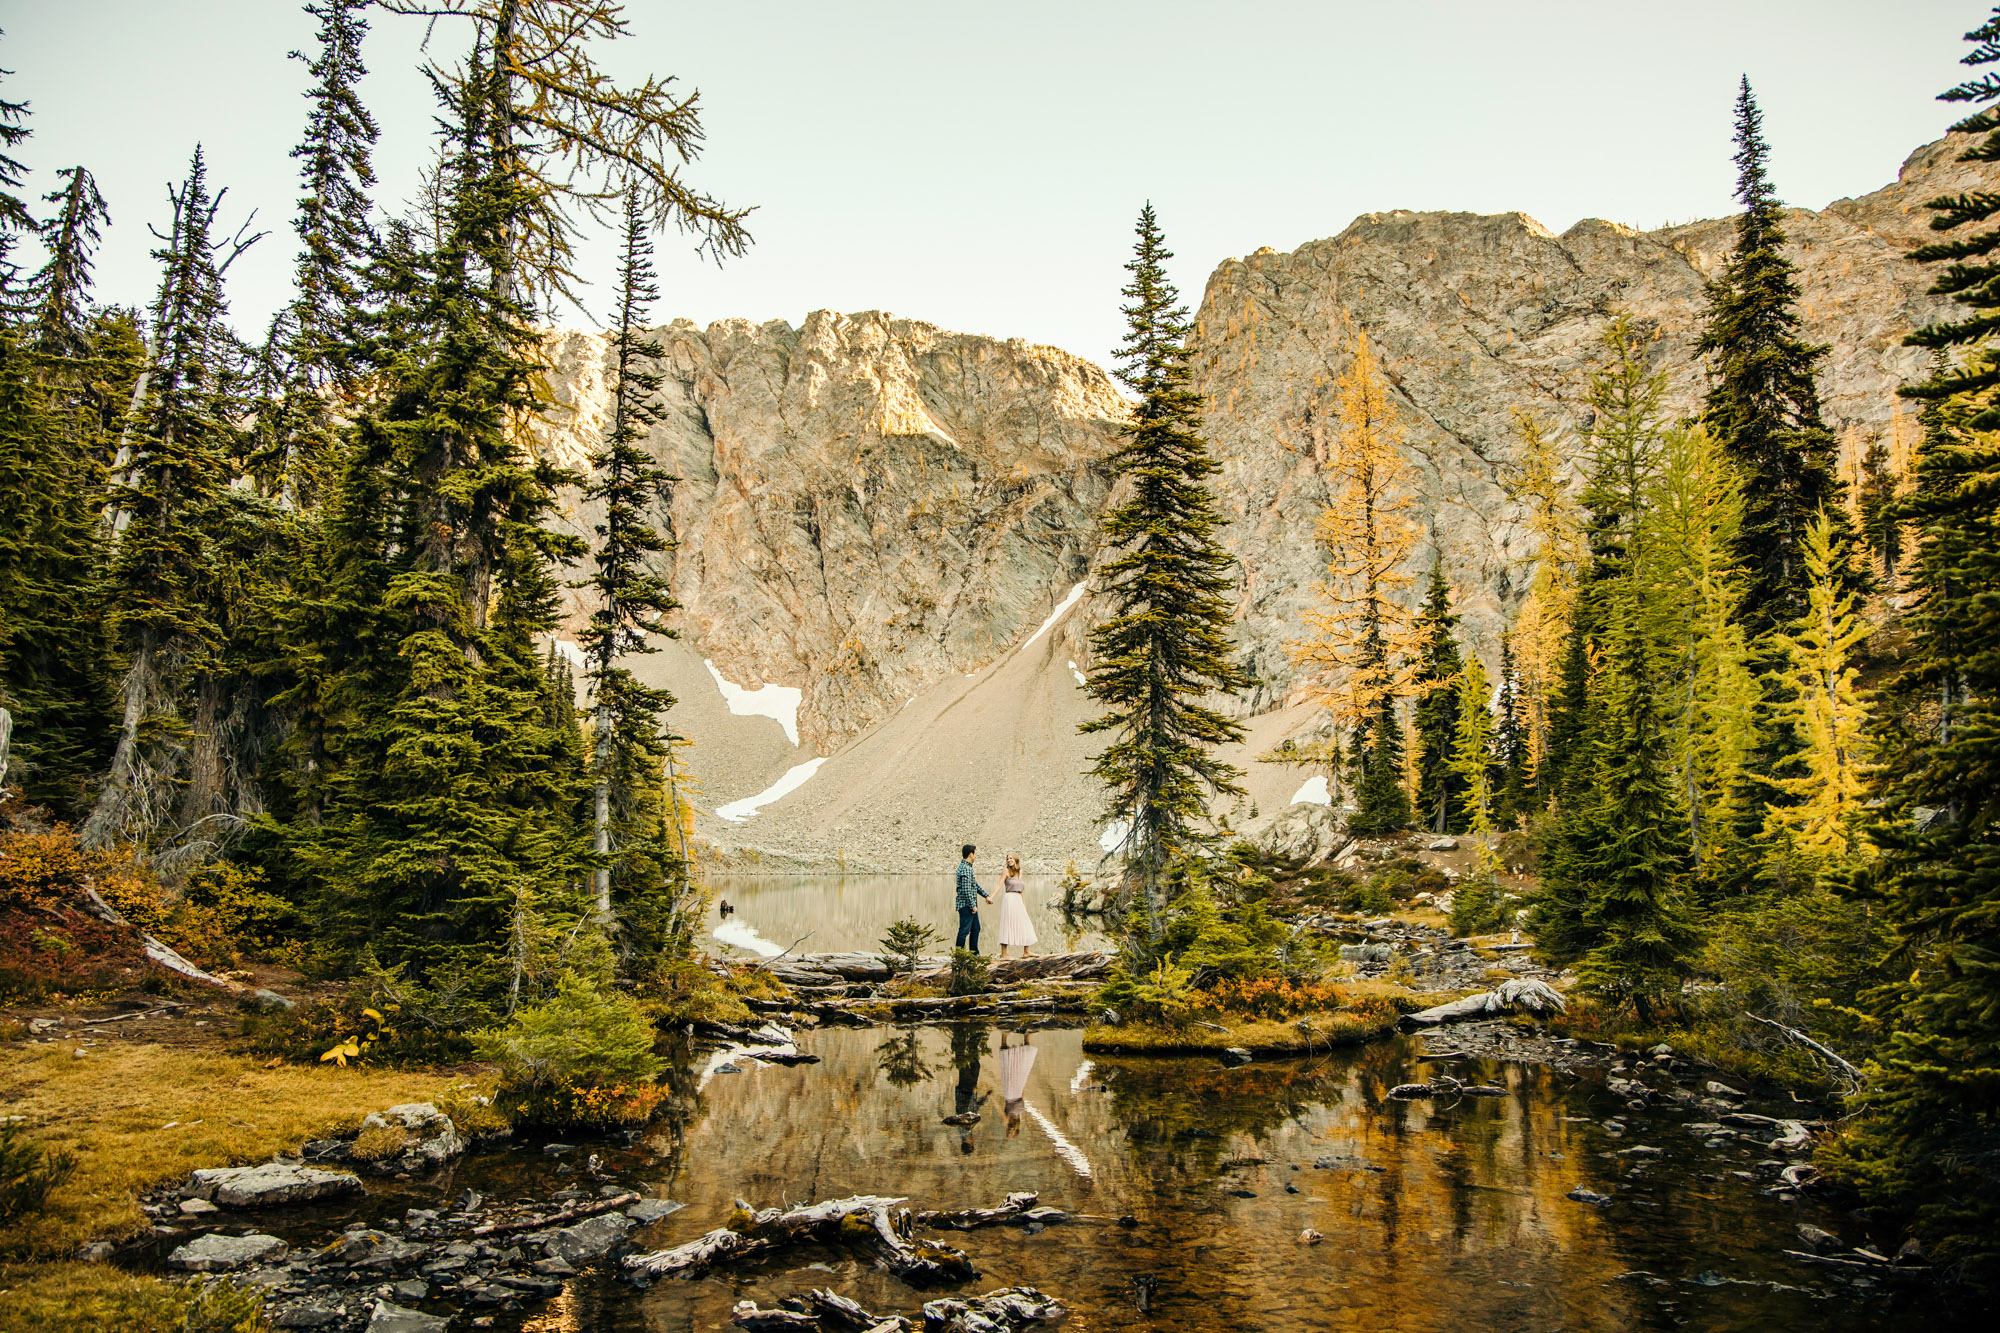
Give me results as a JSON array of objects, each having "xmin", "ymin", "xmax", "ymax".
[{"xmin": 996, "ymin": 892, "xmax": 1037, "ymax": 947}]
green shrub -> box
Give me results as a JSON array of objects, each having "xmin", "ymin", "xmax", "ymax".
[
  {"xmin": 1, "ymin": 1120, "xmax": 77, "ymax": 1223},
  {"xmin": 1448, "ymin": 875, "xmax": 1507, "ymax": 936},
  {"xmin": 473, "ymin": 937, "xmax": 666, "ymax": 1129},
  {"xmin": 1094, "ymin": 958, "xmax": 1200, "ymax": 1028},
  {"xmin": 880, "ymin": 917, "xmax": 941, "ymax": 977},
  {"xmin": 945, "ymin": 948, "xmax": 990, "ymax": 997}
]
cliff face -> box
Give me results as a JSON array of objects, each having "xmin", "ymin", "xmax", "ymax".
[
  {"xmin": 534, "ymin": 136, "xmax": 1991, "ymax": 870},
  {"xmin": 538, "ymin": 310, "xmax": 1129, "ymax": 758},
  {"xmin": 1190, "ymin": 135, "xmax": 1987, "ymax": 706}
]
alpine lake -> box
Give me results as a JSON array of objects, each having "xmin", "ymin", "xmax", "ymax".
[{"xmin": 138, "ymin": 875, "xmax": 1966, "ymax": 1332}]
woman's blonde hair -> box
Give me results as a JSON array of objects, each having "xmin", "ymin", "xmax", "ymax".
[{"xmin": 1006, "ymin": 852, "xmax": 1021, "ymax": 874}]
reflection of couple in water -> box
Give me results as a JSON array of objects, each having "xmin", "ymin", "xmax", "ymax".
[{"xmin": 952, "ymin": 1026, "xmax": 1035, "ymax": 1152}]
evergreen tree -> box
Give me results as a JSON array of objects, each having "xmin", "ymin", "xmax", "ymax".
[
  {"xmin": 1581, "ymin": 316, "xmax": 1666, "ymax": 592},
  {"xmin": 1537, "ymin": 578, "xmax": 1702, "ymax": 1020},
  {"xmin": 579, "ymin": 195, "xmax": 685, "ymax": 945},
  {"xmin": 1082, "ymin": 204, "xmax": 1248, "ymax": 924},
  {"xmin": 1855, "ymin": 436, "xmax": 1904, "ymax": 585},
  {"xmin": 255, "ymin": 0, "xmax": 379, "ymax": 503},
  {"xmin": 1837, "ymin": 15, "xmax": 2000, "ymax": 1284},
  {"xmin": 1759, "ymin": 509, "xmax": 1871, "ymax": 882},
  {"xmin": 1446, "ymin": 646, "xmax": 1505, "ymax": 935},
  {"xmin": 0, "ymin": 329, "xmax": 111, "ymax": 812},
  {"xmin": 1699, "ymin": 78, "xmax": 1855, "ymax": 637},
  {"xmin": 1290, "ymin": 326, "xmax": 1419, "ymax": 835},
  {"xmin": 0, "ymin": 39, "xmax": 34, "ymax": 302},
  {"xmin": 83, "ymin": 148, "xmax": 263, "ymax": 850},
  {"xmin": 1410, "ymin": 558, "xmax": 1468, "ymax": 834},
  {"xmin": 303, "ymin": 60, "xmax": 590, "ymax": 1006},
  {"xmin": 1494, "ymin": 632, "xmax": 1531, "ymax": 821},
  {"xmin": 29, "ymin": 166, "xmax": 110, "ymax": 363}
]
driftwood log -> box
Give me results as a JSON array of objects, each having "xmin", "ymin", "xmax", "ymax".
[
  {"xmin": 732, "ymin": 1285, "xmax": 1067, "ymax": 1333},
  {"xmin": 470, "ymin": 1191, "xmax": 639, "ymax": 1237},
  {"xmin": 624, "ymin": 1195, "xmax": 977, "ymax": 1286},
  {"xmin": 914, "ymin": 1191, "xmax": 1037, "ymax": 1230},
  {"xmin": 1401, "ymin": 978, "xmax": 1566, "ymax": 1027}
]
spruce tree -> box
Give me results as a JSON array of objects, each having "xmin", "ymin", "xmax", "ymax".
[
  {"xmin": 1446, "ymin": 647, "xmax": 1505, "ymax": 936},
  {"xmin": 1837, "ymin": 14, "xmax": 2000, "ymax": 1284},
  {"xmin": 1494, "ymin": 632, "xmax": 1531, "ymax": 821},
  {"xmin": 304, "ymin": 62, "xmax": 589, "ymax": 1007},
  {"xmin": 1291, "ymin": 327, "xmax": 1419, "ymax": 835},
  {"xmin": 1856, "ymin": 436, "xmax": 1903, "ymax": 585},
  {"xmin": 0, "ymin": 41, "xmax": 33, "ymax": 302},
  {"xmin": 0, "ymin": 330, "xmax": 110, "ymax": 812},
  {"xmin": 1082, "ymin": 204, "xmax": 1248, "ymax": 924},
  {"xmin": 580, "ymin": 195, "xmax": 685, "ymax": 946},
  {"xmin": 29, "ymin": 166, "xmax": 110, "ymax": 363},
  {"xmin": 1411, "ymin": 559, "xmax": 1468, "ymax": 834},
  {"xmin": 83, "ymin": 148, "xmax": 262, "ymax": 850},
  {"xmin": 1699, "ymin": 79, "xmax": 1855, "ymax": 637}
]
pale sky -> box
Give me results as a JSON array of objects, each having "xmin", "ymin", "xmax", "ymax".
[{"xmin": 2, "ymin": 1, "xmax": 1985, "ymax": 369}]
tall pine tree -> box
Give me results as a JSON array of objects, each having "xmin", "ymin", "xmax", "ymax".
[
  {"xmin": 580, "ymin": 193, "xmax": 688, "ymax": 958},
  {"xmin": 1699, "ymin": 78, "xmax": 1855, "ymax": 637},
  {"xmin": 1411, "ymin": 558, "xmax": 1468, "ymax": 834},
  {"xmin": 1083, "ymin": 204, "xmax": 1247, "ymax": 926}
]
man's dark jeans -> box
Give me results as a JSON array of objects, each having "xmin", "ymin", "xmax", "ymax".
[{"xmin": 955, "ymin": 906, "xmax": 981, "ymax": 952}]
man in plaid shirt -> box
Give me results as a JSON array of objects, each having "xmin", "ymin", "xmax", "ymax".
[{"xmin": 954, "ymin": 844, "xmax": 990, "ymax": 952}]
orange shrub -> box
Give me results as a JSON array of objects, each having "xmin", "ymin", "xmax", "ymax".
[{"xmin": 1202, "ymin": 975, "xmax": 1345, "ymax": 1020}]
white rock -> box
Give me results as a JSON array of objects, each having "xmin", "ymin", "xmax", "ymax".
[
  {"xmin": 187, "ymin": 1163, "xmax": 362, "ymax": 1207},
  {"xmin": 167, "ymin": 1232, "xmax": 287, "ymax": 1271}
]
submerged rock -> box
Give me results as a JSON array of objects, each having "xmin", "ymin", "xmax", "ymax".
[
  {"xmin": 549, "ymin": 1210, "xmax": 637, "ymax": 1265},
  {"xmin": 366, "ymin": 1303, "xmax": 451, "ymax": 1333},
  {"xmin": 168, "ymin": 1232, "xmax": 288, "ymax": 1271},
  {"xmin": 186, "ymin": 1163, "xmax": 362, "ymax": 1208}
]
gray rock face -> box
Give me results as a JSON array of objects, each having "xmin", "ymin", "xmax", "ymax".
[
  {"xmin": 366, "ymin": 1303, "xmax": 451, "ymax": 1333},
  {"xmin": 1187, "ymin": 134, "xmax": 1993, "ymax": 704},
  {"xmin": 527, "ymin": 135, "xmax": 1994, "ymax": 869},
  {"xmin": 548, "ymin": 1209, "xmax": 637, "ymax": 1265},
  {"xmin": 167, "ymin": 1232, "xmax": 288, "ymax": 1271},
  {"xmin": 187, "ymin": 1163, "xmax": 362, "ymax": 1208}
]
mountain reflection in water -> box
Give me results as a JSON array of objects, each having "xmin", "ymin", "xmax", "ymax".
[{"xmin": 508, "ymin": 1024, "xmax": 1944, "ymax": 1333}]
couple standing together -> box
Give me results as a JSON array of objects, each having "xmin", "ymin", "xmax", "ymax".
[{"xmin": 953, "ymin": 844, "xmax": 1036, "ymax": 957}]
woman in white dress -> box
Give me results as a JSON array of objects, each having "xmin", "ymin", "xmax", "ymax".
[
  {"xmin": 995, "ymin": 853, "xmax": 1037, "ymax": 958},
  {"xmin": 997, "ymin": 1029, "xmax": 1036, "ymax": 1137}
]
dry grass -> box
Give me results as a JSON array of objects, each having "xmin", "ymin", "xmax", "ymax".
[
  {"xmin": 1081, "ymin": 1007, "xmax": 1399, "ymax": 1056},
  {"xmin": 0, "ymin": 1041, "xmax": 462, "ymax": 1260},
  {"xmin": 0, "ymin": 1262, "xmax": 190, "ymax": 1331}
]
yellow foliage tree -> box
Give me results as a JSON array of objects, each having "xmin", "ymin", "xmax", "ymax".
[
  {"xmin": 1760, "ymin": 508, "xmax": 1872, "ymax": 879},
  {"xmin": 1506, "ymin": 410, "xmax": 1584, "ymax": 779},
  {"xmin": 1641, "ymin": 424, "xmax": 1760, "ymax": 879},
  {"xmin": 1288, "ymin": 327, "xmax": 1421, "ymax": 822}
]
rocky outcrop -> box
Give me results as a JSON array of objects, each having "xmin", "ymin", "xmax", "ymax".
[
  {"xmin": 539, "ymin": 311, "xmax": 1128, "ymax": 757},
  {"xmin": 530, "ymin": 136, "xmax": 1993, "ymax": 868},
  {"xmin": 1190, "ymin": 135, "xmax": 1991, "ymax": 701}
]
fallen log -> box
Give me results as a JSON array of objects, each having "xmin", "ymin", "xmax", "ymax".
[
  {"xmin": 1402, "ymin": 978, "xmax": 1566, "ymax": 1027},
  {"xmin": 1746, "ymin": 1013, "xmax": 1865, "ymax": 1093},
  {"xmin": 624, "ymin": 1194, "xmax": 977, "ymax": 1286},
  {"xmin": 471, "ymin": 1191, "xmax": 640, "ymax": 1238},
  {"xmin": 734, "ymin": 1301, "xmax": 822, "ymax": 1330},
  {"xmin": 915, "ymin": 1192, "xmax": 1037, "ymax": 1230}
]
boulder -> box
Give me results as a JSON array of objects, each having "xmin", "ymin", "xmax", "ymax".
[
  {"xmin": 358, "ymin": 1103, "xmax": 466, "ymax": 1171},
  {"xmin": 167, "ymin": 1232, "xmax": 288, "ymax": 1271},
  {"xmin": 549, "ymin": 1210, "xmax": 636, "ymax": 1265},
  {"xmin": 1255, "ymin": 803, "xmax": 1349, "ymax": 865},
  {"xmin": 187, "ymin": 1163, "xmax": 362, "ymax": 1207},
  {"xmin": 366, "ymin": 1303, "xmax": 451, "ymax": 1333}
]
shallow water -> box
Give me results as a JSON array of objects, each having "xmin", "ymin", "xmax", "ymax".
[
  {"xmin": 702, "ymin": 873, "xmax": 1113, "ymax": 959},
  {"xmin": 193, "ymin": 1023, "xmax": 1954, "ymax": 1333}
]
